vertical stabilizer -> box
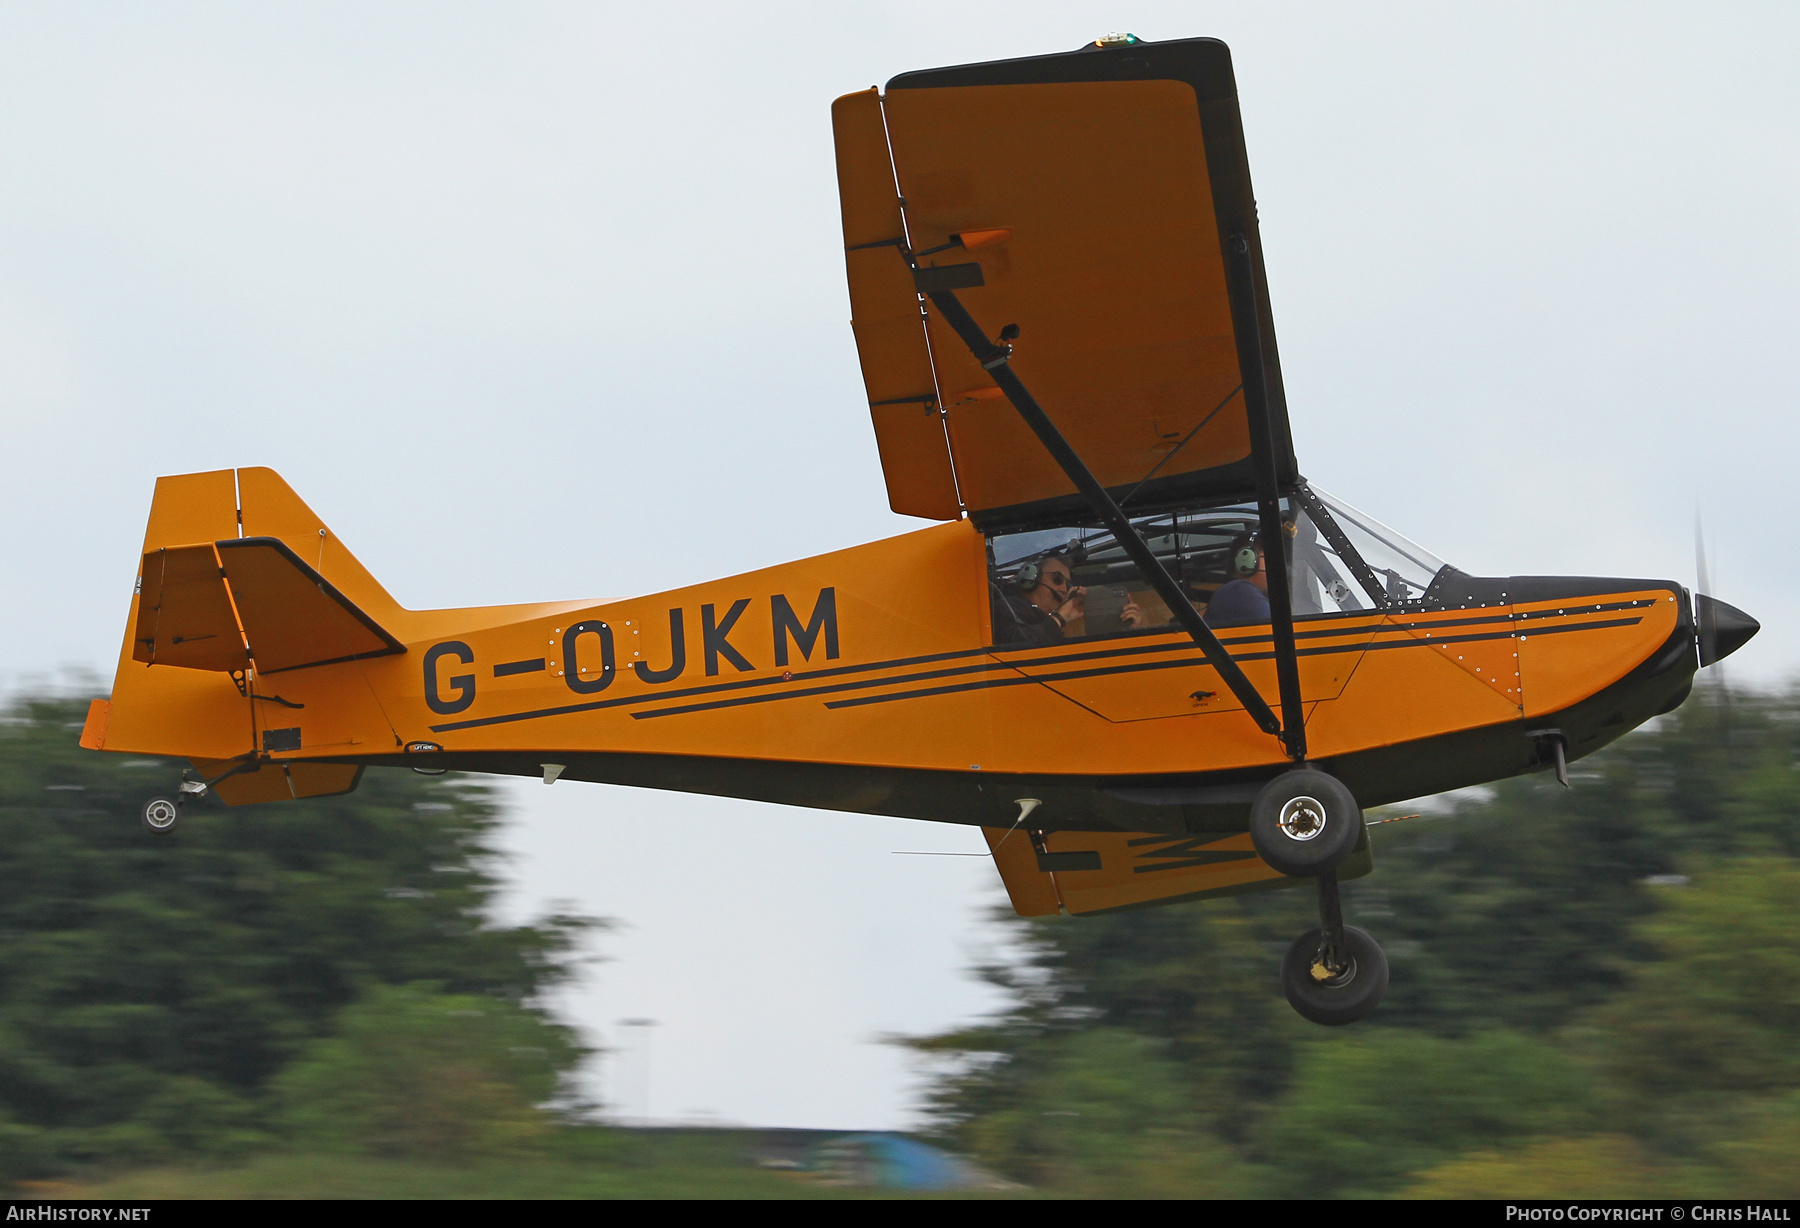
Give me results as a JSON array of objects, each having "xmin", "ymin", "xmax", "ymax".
[
  {"xmin": 236, "ymin": 467, "xmax": 402, "ymax": 624},
  {"xmin": 96, "ymin": 467, "xmax": 403, "ymax": 760}
]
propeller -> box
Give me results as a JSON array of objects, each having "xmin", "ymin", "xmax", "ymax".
[{"xmin": 1694, "ymin": 513, "xmax": 1760, "ymax": 668}]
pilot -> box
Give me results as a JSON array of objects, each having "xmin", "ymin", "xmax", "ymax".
[{"xmin": 992, "ymin": 551, "xmax": 1086, "ymax": 644}]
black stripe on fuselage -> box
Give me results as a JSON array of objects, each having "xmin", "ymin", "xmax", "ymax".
[
  {"xmin": 428, "ymin": 618, "xmax": 1382, "ymax": 732},
  {"xmin": 425, "ymin": 598, "xmax": 1657, "ymax": 732},
  {"xmin": 631, "ymin": 618, "xmax": 1421, "ymax": 720},
  {"xmin": 427, "ymin": 641, "xmax": 995, "ymax": 732},
  {"xmin": 816, "ymin": 615, "xmax": 1646, "ymax": 713}
]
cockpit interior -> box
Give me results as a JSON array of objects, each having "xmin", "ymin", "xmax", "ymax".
[{"xmin": 986, "ymin": 485, "xmax": 1450, "ymax": 644}]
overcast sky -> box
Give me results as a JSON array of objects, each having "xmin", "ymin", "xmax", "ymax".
[{"xmin": 3, "ymin": 2, "xmax": 1794, "ymax": 1128}]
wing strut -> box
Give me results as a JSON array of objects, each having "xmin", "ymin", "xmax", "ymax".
[
  {"xmin": 1225, "ymin": 233, "xmax": 1307, "ymax": 761},
  {"xmin": 915, "ymin": 277, "xmax": 1290, "ymax": 748}
]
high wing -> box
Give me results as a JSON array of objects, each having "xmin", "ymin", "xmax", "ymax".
[{"xmin": 833, "ymin": 37, "xmax": 1296, "ymax": 528}]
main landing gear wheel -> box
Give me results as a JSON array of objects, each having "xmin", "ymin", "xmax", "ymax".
[
  {"xmin": 1249, "ymin": 769, "xmax": 1363, "ymax": 877},
  {"xmin": 141, "ymin": 797, "xmax": 180, "ymax": 833},
  {"xmin": 1282, "ymin": 924, "xmax": 1388, "ymax": 1026}
]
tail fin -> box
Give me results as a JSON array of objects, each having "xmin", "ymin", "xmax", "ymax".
[
  {"xmin": 86, "ymin": 467, "xmax": 404, "ymax": 773},
  {"xmin": 230, "ymin": 467, "xmax": 403, "ymax": 623}
]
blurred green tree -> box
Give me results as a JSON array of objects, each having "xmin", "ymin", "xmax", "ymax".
[
  {"xmin": 0, "ymin": 690, "xmax": 594, "ymax": 1178},
  {"xmin": 1391, "ymin": 855, "xmax": 1800, "ymax": 1198},
  {"xmin": 913, "ymin": 684, "xmax": 1800, "ymax": 1195},
  {"xmin": 926, "ymin": 1027, "xmax": 1261, "ymax": 1197},
  {"xmin": 1583, "ymin": 859, "xmax": 1800, "ymax": 1110},
  {"xmin": 1337, "ymin": 686, "xmax": 1800, "ymax": 1035},
  {"xmin": 1398, "ymin": 1135, "xmax": 1675, "ymax": 1199},
  {"xmin": 1399, "ymin": 1092, "xmax": 1800, "ymax": 1200},
  {"xmin": 1256, "ymin": 1029, "xmax": 1594, "ymax": 1197},
  {"xmin": 275, "ymin": 982, "xmax": 584, "ymax": 1159},
  {"xmin": 910, "ymin": 896, "xmax": 1290, "ymax": 1153},
  {"xmin": 1701, "ymin": 1091, "xmax": 1800, "ymax": 1198}
]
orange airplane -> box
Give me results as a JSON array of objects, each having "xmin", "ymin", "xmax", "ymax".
[{"xmin": 81, "ymin": 36, "xmax": 1757, "ymax": 1025}]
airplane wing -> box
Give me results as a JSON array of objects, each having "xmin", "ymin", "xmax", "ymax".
[
  {"xmin": 833, "ymin": 38, "xmax": 1296, "ymax": 528},
  {"xmin": 985, "ymin": 823, "xmax": 1371, "ymax": 916},
  {"xmin": 134, "ymin": 536, "xmax": 404, "ymax": 674}
]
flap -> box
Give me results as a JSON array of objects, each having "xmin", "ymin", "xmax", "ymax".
[
  {"xmin": 836, "ymin": 39, "xmax": 1297, "ymax": 529},
  {"xmin": 218, "ymin": 538, "xmax": 404, "ymax": 673},
  {"xmin": 134, "ymin": 538, "xmax": 403, "ymax": 674}
]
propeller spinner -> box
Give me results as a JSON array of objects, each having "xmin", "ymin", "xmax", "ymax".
[{"xmin": 1694, "ymin": 515, "xmax": 1760, "ymax": 667}]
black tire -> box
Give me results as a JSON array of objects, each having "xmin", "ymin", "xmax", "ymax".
[
  {"xmin": 1249, "ymin": 769, "xmax": 1362, "ymax": 876},
  {"xmin": 142, "ymin": 797, "xmax": 179, "ymax": 833},
  {"xmin": 1282, "ymin": 925, "xmax": 1389, "ymax": 1026}
]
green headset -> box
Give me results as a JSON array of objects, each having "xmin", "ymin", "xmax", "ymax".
[
  {"xmin": 1014, "ymin": 545, "xmax": 1080, "ymax": 592},
  {"xmin": 1229, "ymin": 531, "xmax": 1262, "ymax": 579}
]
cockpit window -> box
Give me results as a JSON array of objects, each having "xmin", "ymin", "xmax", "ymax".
[
  {"xmin": 1289, "ymin": 497, "xmax": 1381, "ymax": 616},
  {"xmin": 1303, "ymin": 488, "xmax": 1447, "ymax": 606},
  {"xmin": 985, "ymin": 486, "xmax": 1451, "ymax": 644}
]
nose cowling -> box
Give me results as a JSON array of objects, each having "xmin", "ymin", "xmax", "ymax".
[{"xmin": 1696, "ymin": 594, "xmax": 1759, "ymax": 667}]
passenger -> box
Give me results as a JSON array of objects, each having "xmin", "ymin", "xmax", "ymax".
[
  {"xmin": 1204, "ymin": 532, "xmax": 1272, "ymax": 627},
  {"xmin": 991, "ymin": 552, "xmax": 1086, "ymax": 644},
  {"xmin": 1110, "ymin": 527, "xmax": 1284, "ymax": 633}
]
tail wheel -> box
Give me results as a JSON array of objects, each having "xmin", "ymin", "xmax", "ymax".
[
  {"xmin": 142, "ymin": 797, "xmax": 179, "ymax": 833},
  {"xmin": 1281, "ymin": 925, "xmax": 1388, "ymax": 1026},
  {"xmin": 1249, "ymin": 769, "xmax": 1363, "ymax": 876}
]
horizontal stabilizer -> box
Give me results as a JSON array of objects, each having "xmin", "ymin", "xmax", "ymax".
[
  {"xmin": 134, "ymin": 537, "xmax": 404, "ymax": 675},
  {"xmin": 133, "ymin": 544, "xmax": 250, "ymax": 672},
  {"xmin": 191, "ymin": 758, "xmax": 365, "ymax": 805},
  {"xmin": 219, "ymin": 538, "xmax": 403, "ymax": 672}
]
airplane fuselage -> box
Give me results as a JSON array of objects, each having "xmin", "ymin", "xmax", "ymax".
[{"xmin": 86, "ymin": 469, "xmax": 1695, "ymax": 840}]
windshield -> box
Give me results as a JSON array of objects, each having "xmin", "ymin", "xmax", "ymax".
[
  {"xmin": 1303, "ymin": 488, "xmax": 1447, "ymax": 606},
  {"xmin": 985, "ymin": 487, "xmax": 1452, "ymax": 643}
]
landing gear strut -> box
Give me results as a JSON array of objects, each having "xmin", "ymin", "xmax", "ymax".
[
  {"xmin": 1251, "ymin": 770, "xmax": 1388, "ymax": 1024},
  {"xmin": 1281, "ymin": 871, "xmax": 1389, "ymax": 1026}
]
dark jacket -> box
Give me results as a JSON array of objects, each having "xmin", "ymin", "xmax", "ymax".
[
  {"xmin": 1205, "ymin": 578, "xmax": 1270, "ymax": 628},
  {"xmin": 990, "ymin": 585, "xmax": 1065, "ymax": 644}
]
